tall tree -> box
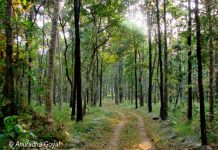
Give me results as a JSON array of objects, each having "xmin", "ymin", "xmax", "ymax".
[
  {"xmin": 147, "ymin": 8, "xmax": 152, "ymax": 112},
  {"xmin": 57, "ymin": 33, "xmax": 63, "ymax": 109},
  {"xmin": 195, "ymin": 0, "xmax": 207, "ymax": 145},
  {"xmin": 3, "ymin": 0, "xmax": 17, "ymax": 115},
  {"xmin": 73, "ymin": 0, "xmax": 83, "ymax": 122},
  {"xmin": 163, "ymin": 0, "xmax": 168, "ymax": 119},
  {"xmin": 134, "ymin": 38, "xmax": 138, "ymax": 109},
  {"xmin": 45, "ymin": 0, "xmax": 60, "ymax": 121},
  {"xmin": 187, "ymin": 0, "xmax": 193, "ymax": 120},
  {"xmin": 99, "ymin": 60, "xmax": 103, "ymax": 107},
  {"xmin": 206, "ymin": 0, "xmax": 214, "ymax": 121},
  {"xmin": 156, "ymin": 0, "xmax": 166, "ymax": 120}
]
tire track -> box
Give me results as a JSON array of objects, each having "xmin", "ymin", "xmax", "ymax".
[
  {"xmin": 105, "ymin": 112, "xmax": 127, "ymax": 150},
  {"xmin": 131, "ymin": 112, "xmax": 155, "ymax": 150}
]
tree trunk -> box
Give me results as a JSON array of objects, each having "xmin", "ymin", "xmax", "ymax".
[
  {"xmin": 74, "ymin": 0, "xmax": 83, "ymax": 122},
  {"xmin": 139, "ymin": 52, "xmax": 144, "ymax": 107},
  {"xmin": 45, "ymin": 0, "xmax": 60, "ymax": 121},
  {"xmin": 135, "ymin": 47, "xmax": 138, "ymax": 109},
  {"xmin": 27, "ymin": 9, "xmax": 33, "ymax": 105},
  {"xmin": 91, "ymin": 67, "xmax": 95, "ymax": 106},
  {"xmin": 163, "ymin": 0, "xmax": 168, "ymax": 118},
  {"xmin": 58, "ymin": 33, "xmax": 63, "ymax": 110},
  {"xmin": 99, "ymin": 61, "xmax": 103, "ymax": 107},
  {"xmin": 195, "ymin": 0, "xmax": 207, "ymax": 145},
  {"xmin": 53, "ymin": 73, "xmax": 56, "ymax": 106},
  {"xmin": 86, "ymin": 67, "xmax": 89, "ymax": 104},
  {"xmin": 96, "ymin": 50, "xmax": 99, "ymax": 105},
  {"xmin": 216, "ymin": 52, "xmax": 218, "ymax": 95},
  {"xmin": 3, "ymin": 0, "xmax": 17, "ymax": 116},
  {"xmin": 187, "ymin": 0, "xmax": 193, "ymax": 120},
  {"xmin": 118, "ymin": 61, "xmax": 123, "ymax": 103},
  {"xmin": 71, "ymin": 84, "xmax": 76, "ymax": 120},
  {"xmin": 147, "ymin": 9, "xmax": 152, "ymax": 112},
  {"xmin": 156, "ymin": 0, "xmax": 166, "ymax": 120},
  {"xmin": 115, "ymin": 72, "xmax": 119, "ymax": 105},
  {"xmin": 206, "ymin": 0, "xmax": 214, "ymax": 121}
]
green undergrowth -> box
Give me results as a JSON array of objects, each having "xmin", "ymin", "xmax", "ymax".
[
  {"xmin": 119, "ymin": 113, "xmax": 140, "ymax": 150},
  {"xmin": 120, "ymin": 100, "xmax": 218, "ymax": 149},
  {"xmin": 65, "ymin": 106, "xmax": 119, "ymax": 149},
  {"xmin": 33, "ymin": 102, "xmax": 72, "ymax": 124},
  {"xmin": 0, "ymin": 104, "xmax": 70, "ymax": 149}
]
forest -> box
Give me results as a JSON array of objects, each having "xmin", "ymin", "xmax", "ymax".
[{"xmin": 0, "ymin": 0, "xmax": 218, "ymax": 149}]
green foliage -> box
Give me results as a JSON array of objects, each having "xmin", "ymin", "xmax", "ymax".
[
  {"xmin": 4, "ymin": 115, "xmax": 18, "ymax": 132},
  {"xmin": 67, "ymin": 106, "xmax": 117, "ymax": 149},
  {"xmin": 0, "ymin": 115, "xmax": 36, "ymax": 148}
]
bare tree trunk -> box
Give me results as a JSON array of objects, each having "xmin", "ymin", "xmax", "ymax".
[
  {"xmin": 71, "ymin": 84, "xmax": 76, "ymax": 120},
  {"xmin": 53, "ymin": 73, "xmax": 56, "ymax": 106},
  {"xmin": 138, "ymin": 52, "xmax": 144, "ymax": 107},
  {"xmin": 115, "ymin": 73, "xmax": 119, "ymax": 105},
  {"xmin": 91, "ymin": 67, "xmax": 95, "ymax": 106},
  {"xmin": 156, "ymin": 0, "xmax": 166, "ymax": 120},
  {"xmin": 206, "ymin": 0, "xmax": 214, "ymax": 121},
  {"xmin": 99, "ymin": 61, "xmax": 103, "ymax": 107},
  {"xmin": 26, "ymin": 8, "xmax": 34, "ymax": 106},
  {"xmin": 147, "ymin": 9, "xmax": 152, "ymax": 112},
  {"xmin": 118, "ymin": 61, "xmax": 123, "ymax": 103},
  {"xmin": 96, "ymin": 50, "xmax": 99, "ymax": 105},
  {"xmin": 187, "ymin": 0, "xmax": 193, "ymax": 120},
  {"xmin": 58, "ymin": 33, "xmax": 63, "ymax": 110},
  {"xmin": 45, "ymin": 0, "xmax": 60, "ymax": 121},
  {"xmin": 195, "ymin": 0, "xmax": 207, "ymax": 145},
  {"xmin": 3, "ymin": 0, "xmax": 17, "ymax": 115},
  {"xmin": 74, "ymin": 0, "xmax": 83, "ymax": 122},
  {"xmin": 216, "ymin": 52, "xmax": 218, "ymax": 96},
  {"xmin": 163, "ymin": 0, "xmax": 168, "ymax": 118},
  {"xmin": 86, "ymin": 67, "xmax": 89, "ymax": 104}
]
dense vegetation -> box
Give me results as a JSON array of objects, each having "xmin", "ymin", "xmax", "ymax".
[{"xmin": 0, "ymin": 0, "xmax": 218, "ymax": 149}]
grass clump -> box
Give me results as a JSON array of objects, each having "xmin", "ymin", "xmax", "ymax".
[
  {"xmin": 119, "ymin": 114, "xmax": 140, "ymax": 150},
  {"xmin": 67, "ymin": 106, "xmax": 119, "ymax": 149}
]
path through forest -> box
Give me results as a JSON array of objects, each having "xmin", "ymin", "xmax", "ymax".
[
  {"xmin": 104, "ymin": 101, "xmax": 155, "ymax": 150},
  {"xmin": 65, "ymin": 100, "xmax": 155, "ymax": 150},
  {"xmin": 106, "ymin": 112, "xmax": 127, "ymax": 150}
]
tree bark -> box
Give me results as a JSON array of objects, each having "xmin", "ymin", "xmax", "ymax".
[
  {"xmin": 99, "ymin": 61, "xmax": 103, "ymax": 107},
  {"xmin": 115, "ymin": 74, "xmax": 119, "ymax": 105},
  {"xmin": 163, "ymin": 0, "xmax": 168, "ymax": 119},
  {"xmin": 147, "ymin": 9, "xmax": 152, "ymax": 112},
  {"xmin": 206, "ymin": 0, "xmax": 214, "ymax": 121},
  {"xmin": 156, "ymin": 0, "xmax": 166, "ymax": 120},
  {"xmin": 118, "ymin": 61, "xmax": 123, "ymax": 103},
  {"xmin": 27, "ymin": 9, "xmax": 33, "ymax": 105},
  {"xmin": 58, "ymin": 33, "xmax": 63, "ymax": 110},
  {"xmin": 135, "ymin": 46, "xmax": 138, "ymax": 109},
  {"xmin": 138, "ymin": 52, "xmax": 144, "ymax": 107},
  {"xmin": 45, "ymin": 0, "xmax": 60, "ymax": 120},
  {"xmin": 187, "ymin": 0, "xmax": 193, "ymax": 120},
  {"xmin": 74, "ymin": 0, "xmax": 83, "ymax": 122},
  {"xmin": 195, "ymin": 0, "xmax": 208, "ymax": 145},
  {"xmin": 3, "ymin": 0, "xmax": 17, "ymax": 115},
  {"xmin": 53, "ymin": 73, "xmax": 56, "ymax": 106}
]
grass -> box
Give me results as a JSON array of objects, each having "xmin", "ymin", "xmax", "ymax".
[
  {"xmin": 119, "ymin": 113, "xmax": 140, "ymax": 150},
  {"xmin": 32, "ymin": 102, "xmax": 72, "ymax": 124},
  {"xmin": 119, "ymin": 99, "xmax": 218, "ymax": 149},
  {"xmin": 66, "ymin": 106, "xmax": 120, "ymax": 149},
  {"xmin": 33, "ymin": 102, "xmax": 120, "ymax": 149},
  {"xmin": 32, "ymin": 98, "xmax": 218, "ymax": 149}
]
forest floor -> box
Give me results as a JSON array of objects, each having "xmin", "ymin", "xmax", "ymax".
[
  {"xmin": 61, "ymin": 99, "xmax": 217, "ymax": 150},
  {"xmin": 64, "ymin": 100, "xmax": 155, "ymax": 150}
]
